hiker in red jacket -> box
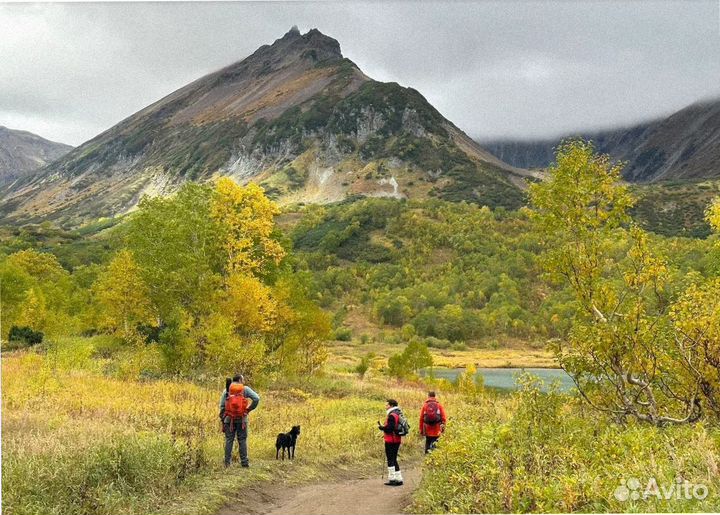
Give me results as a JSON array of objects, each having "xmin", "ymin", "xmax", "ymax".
[
  {"xmin": 419, "ymin": 391, "xmax": 446, "ymax": 453},
  {"xmin": 378, "ymin": 398, "xmax": 406, "ymax": 486}
]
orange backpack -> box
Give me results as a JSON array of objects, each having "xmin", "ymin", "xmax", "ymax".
[{"xmin": 225, "ymin": 383, "xmax": 248, "ymax": 419}]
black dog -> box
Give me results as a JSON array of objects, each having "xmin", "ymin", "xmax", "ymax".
[{"xmin": 275, "ymin": 425, "xmax": 301, "ymax": 460}]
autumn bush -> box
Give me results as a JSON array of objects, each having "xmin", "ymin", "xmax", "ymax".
[{"xmin": 387, "ymin": 340, "xmax": 433, "ymax": 379}]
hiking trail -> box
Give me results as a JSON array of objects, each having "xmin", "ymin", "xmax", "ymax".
[{"xmin": 218, "ymin": 466, "xmax": 421, "ymax": 515}]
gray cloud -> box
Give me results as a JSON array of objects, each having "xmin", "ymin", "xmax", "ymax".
[{"xmin": 1, "ymin": 1, "xmax": 718, "ymax": 146}]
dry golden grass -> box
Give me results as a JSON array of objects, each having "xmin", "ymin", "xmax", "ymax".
[
  {"xmin": 327, "ymin": 341, "xmax": 557, "ymax": 371},
  {"xmin": 1, "ymin": 347, "xmax": 438, "ymax": 515}
]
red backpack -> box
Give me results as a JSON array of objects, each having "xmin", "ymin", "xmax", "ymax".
[
  {"xmin": 225, "ymin": 383, "xmax": 248, "ymax": 419},
  {"xmin": 423, "ymin": 399, "xmax": 442, "ymax": 425}
]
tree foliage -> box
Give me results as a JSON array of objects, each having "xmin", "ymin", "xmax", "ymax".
[
  {"xmin": 93, "ymin": 250, "xmax": 156, "ymax": 342},
  {"xmin": 0, "ymin": 179, "xmax": 330, "ymax": 378},
  {"xmin": 531, "ymin": 140, "xmax": 719, "ymax": 425},
  {"xmin": 211, "ymin": 178, "xmax": 285, "ymax": 276},
  {"xmin": 1, "ymin": 249, "xmax": 73, "ymax": 339},
  {"xmin": 388, "ymin": 340, "xmax": 433, "ymax": 379},
  {"xmin": 124, "ymin": 183, "xmax": 223, "ymax": 323}
]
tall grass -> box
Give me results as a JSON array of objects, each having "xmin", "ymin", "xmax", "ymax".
[{"xmin": 1, "ymin": 346, "xmax": 426, "ymax": 515}]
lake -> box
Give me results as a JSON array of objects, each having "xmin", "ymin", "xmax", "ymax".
[{"xmin": 420, "ymin": 367, "xmax": 576, "ymax": 392}]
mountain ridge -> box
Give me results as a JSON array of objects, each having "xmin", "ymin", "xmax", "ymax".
[
  {"xmin": 480, "ymin": 97, "xmax": 720, "ymax": 181},
  {"xmin": 0, "ymin": 126, "xmax": 72, "ymax": 185}
]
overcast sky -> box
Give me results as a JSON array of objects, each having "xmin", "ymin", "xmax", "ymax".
[{"xmin": 1, "ymin": 1, "xmax": 719, "ymax": 146}]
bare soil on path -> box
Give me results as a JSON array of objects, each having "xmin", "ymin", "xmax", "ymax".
[{"xmin": 218, "ymin": 466, "xmax": 421, "ymax": 515}]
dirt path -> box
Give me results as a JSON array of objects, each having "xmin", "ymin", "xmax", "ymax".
[{"xmin": 219, "ymin": 466, "xmax": 421, "ymax": 515}]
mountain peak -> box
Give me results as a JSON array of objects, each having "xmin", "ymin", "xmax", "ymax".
[
  {"xmin": 1, "ymin": 29, "xmax": 524, "ymax": 225},
  {"xmin": 266, "ymin": 27, "xmax": 343, "ymax": 64}
]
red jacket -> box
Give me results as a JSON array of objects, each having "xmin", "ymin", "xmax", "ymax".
[
  {"xmin": 379, "ymin": 408, "xmax": 402, "ymax": 444},
  {"xmin": 419, "ymin": 398, "xmax": 446, "ymax": 437}
]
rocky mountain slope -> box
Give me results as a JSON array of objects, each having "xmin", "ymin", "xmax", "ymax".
[
  {"xmin": 0, "ymin": 127, "xmax": 72, "ymax": 184},
  {"xmin": 482, "ymin": 98, "xmax": 720, "ymax": 182},
  {"xmin": 1, "ymin": 27, "xmax": 529, "ymax": 226}
]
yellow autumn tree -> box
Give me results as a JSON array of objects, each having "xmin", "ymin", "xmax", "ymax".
[
  {"xmin": 671, "ymin": 278, "xmax": 720, "ymax": 418},
  {"xmin": 287, "ymin": 302, "xmax": 331, "ymax": 374},
  {"xmin": 530, "ymin": 140, "xmax": 700, "ymax": 425},
  {"xmin": 118, "ymin": 179, "xmax": 331, "ymax": 376},
  {"xmin": 211, "ymin": 178, "xmax": 285, "ymax": 276},
  {"xmin": 270, "ymin": 275, "xmax": 331, "ymax": 374},
  {"xmin": 93, "ymin": 250, "xmax": 156, "ymax": 343},
  {"xmin": 668, "ymin": 197, "xmax": 720, "ymax": 419},
  {"xmin": 6, "ymin": 249, "xmax": 68, "ymax": 282},
  {"xmin": 16, "ymin": 287, "xmax": 48, "ymax": 330},
  {"xmin": 6, "ymin": 249, "xmax": 72, "ymax": 338},
  {"xmin": 202, "ymin": 313, "xmax": 266, "ymax": 378},
  {"xmin": 221, "ymin": 273, "xmax": 277, "ymax": 334},
  {"xmin": 706, "ymin": 197, "xmax": 720, "ymax": 231}
]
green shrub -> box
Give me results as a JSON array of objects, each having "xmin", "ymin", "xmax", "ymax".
[
  {"xmin": 424, "ymin": 336, "xmax": 451, "ymax": 349},
  {"xmin": 354, "ymin": 352, "xmax": 375, "ymax": 379},
  {"xmin": 8, "ymin": 326, "xmax": 43, "ymax": 346},
  {"xmin": 47, "ymin": 337, "xmax": 98, "ymax": 371},
  {"xmin": 90, "ymin": 334, "xmax": 125, "ymax": 358},
  {"xmin": 451, "ymin": 342, "xmax": 467, "ymax": 351},
  {"xmin": 387, "ymin": 340, "xmax": 433, "ymax": 379},
  {"xmin": 333, "ymin": 327, "xmax": 352, "ymax": 341}
]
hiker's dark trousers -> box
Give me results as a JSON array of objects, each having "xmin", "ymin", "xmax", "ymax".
[
  {"xmin": 385, "ymin": 442, "xmax": 401, "ymax": 471},
  {"xmin": 425, "ymin": 436, "xmax": 439, "ymax": 453},
  {"xmin": 224, "ymin": 417, "xmax": 248, "ymax": 466}
]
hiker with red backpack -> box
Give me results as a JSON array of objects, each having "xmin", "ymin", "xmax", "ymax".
[
  {"xmin": 419, "ymin": 391, "xmax": 446, "ymax": 453},
  {"xmin": 219, "ymin": 374, "xmax": 260, "ymax": 467},
  {"xmin": 378, "ymin": 398, "xmax": 409, "ymax": 486}
]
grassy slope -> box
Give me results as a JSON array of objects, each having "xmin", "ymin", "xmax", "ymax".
[{"xmin": 412, "ymin": 385, "xmax": 720, "ymax": 513}]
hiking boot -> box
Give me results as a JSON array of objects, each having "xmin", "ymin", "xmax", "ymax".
[
  {"xmin": 241, "ymin": 463, "xmax": 249, "ymax": 468},
  {"xmin": 385, "ymin": 468, "xmax": 402, "ymax": 486},
  {"xmin": 384, "ymin": 467, "xmax": 398, "ymax": 486}
]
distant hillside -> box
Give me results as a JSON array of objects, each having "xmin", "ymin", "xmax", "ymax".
[
  {"xmin": 481, "ymin": 98, "xmax": 720, "ymax": 182},
  {"xmin": 630, "ymin": 179, "xmax": 720, "ymax": 238},
  {"xmin": 1, "ymin": 27, "xmax": 528, "ymax": 226},
  {"xmin": 0, "ymin": 127, "xmax": 72, "ymax": 184}
]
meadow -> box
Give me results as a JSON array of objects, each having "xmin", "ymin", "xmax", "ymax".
[
  {"xmin": 5, "ymin": 338, "xmax": 720, "ymax": 514},
  {"xmin": 327, "ymin": 340, "xmax": 556, "ymax": 370},
  {"xmin": 1, "ymin": 338, "xmax": 427, "ymax": 515}
]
